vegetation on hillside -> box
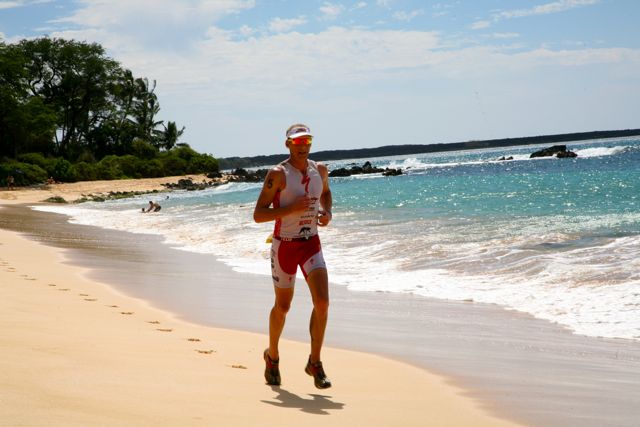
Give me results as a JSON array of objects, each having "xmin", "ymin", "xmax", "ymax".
[{"xmin": 0, "ymin": 37, "xmax": 218, "ymax": 187}]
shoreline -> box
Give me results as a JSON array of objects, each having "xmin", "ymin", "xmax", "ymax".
[
  {"xmin": 0, "ymin": 213, "xmax": 515, "ymax": 426},
  {"xmin": 3, "ymin": 180, "xmax": 640, "ymax": 426}
]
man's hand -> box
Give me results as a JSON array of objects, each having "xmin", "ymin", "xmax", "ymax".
[
  {"xmin": 317, "ymin": 210, "xmax": 332, "ymax": 227},
  {"xmin": 289, "ymin": 195, "xmax": 312, "ymax": 214}
]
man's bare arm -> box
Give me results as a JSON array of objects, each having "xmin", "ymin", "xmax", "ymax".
[
  {"xmin": 317, "ymin": 163, "xmax": 333, "ymax": 226},
  {"xmin": 253, "ymin": 167, "xmax": 312, "ymax": 223}
]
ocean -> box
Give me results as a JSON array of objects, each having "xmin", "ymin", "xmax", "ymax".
[{"xmin": 35, "ymin": 137, "xmax": 640, "ymax": 342}]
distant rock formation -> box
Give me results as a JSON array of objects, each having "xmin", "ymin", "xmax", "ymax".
[
  {"xmin": 530, "ymin": 145, "xmax": 577, "ymax": 158},
  {"xmin": 328, "ymin": 161, "xmax": 403, "ymax": 177},
  {"xmin": 497, "ymin": 156, "xmax": 514, "ymax": 161},
  {"xmin": 226, "ymin": 168, "xmax": 268, "ymax": 182}
]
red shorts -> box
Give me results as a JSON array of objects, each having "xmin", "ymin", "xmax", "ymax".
[{"xmin": 270, "ymin": 235, "xmax": 327, "ymax": 288}]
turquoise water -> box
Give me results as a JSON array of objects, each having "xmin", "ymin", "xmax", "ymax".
[{"xmin": 36, "ymin": 137, "xmax": 640, "ymax": 340}]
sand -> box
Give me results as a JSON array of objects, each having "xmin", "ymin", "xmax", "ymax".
[
  {"xmin": 0, "ymin": 181, "xmax": 518, "ymax": 426},
  {"xmin": 0, "ymin": 175, "xmax": 209, "ymax": 205}
]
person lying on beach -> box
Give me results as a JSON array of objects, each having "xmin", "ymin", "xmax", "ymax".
[
  {"xmin": 253, "ymin": 123, "xmax": 333, "ymax": 389},
  {"xmin": 142, "ymin": 201, "xmax": 161, "ymax": 213}
]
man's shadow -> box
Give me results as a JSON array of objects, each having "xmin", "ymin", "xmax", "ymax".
[{"xmin": 261, "ymin": 386, "xmax": 345, "ymax": 415}]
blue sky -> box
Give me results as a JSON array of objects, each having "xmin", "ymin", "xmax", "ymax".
[{"xmin": 1, "ymin": 0, "xmax": 639, "ymax": 157}]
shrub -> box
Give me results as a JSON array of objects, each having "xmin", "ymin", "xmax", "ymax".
[
  {"xmin": 160, "ymin": 154, "xmax": 188, "ymax": 176},
  {"xmin": 72, "ymin": 162, "xmax": 98, "ymax": 181},
  {"xmin": 96, "ymin": 155, "xmax": 124, "ymax": 180},
  {"xmin": 76, "ymin": 150, "xmax": 96, "ymax": 164},
  {"xmin": 131, "ymin": 139, "xmax": 158, "ymax": 160},
  {"xmin": 172, "ymin": 145, "xmax": 198, "ymax": 161},
  {"xmin": 0, "ymin": 161, "xmax": 48, "ymax": 186},
  {"xmin": 138, "ymin": 158, "xmax": 164, "ymax": 178},
  {"xmin": 52, "ymin": 158, "xmax": 77, "ymax": 182},
  {"xmin": 17, "ymin": 152, "xmax": 49, "ymax": 169},
  {"xmin": 117, "ymin": 155, "xmax": 142, "ymax": 178},
  {"xmin": 189, "ymin": 154, "xmax": 219, "ymax": 174}
]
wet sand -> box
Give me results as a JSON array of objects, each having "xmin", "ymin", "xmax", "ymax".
[
  {"xmin": 2, "ymin": 204, "xmax": 640, "ymax": 426},
  {"xmin": 1, "ymin": 206, "xmax": 516, "ymax": 427}
]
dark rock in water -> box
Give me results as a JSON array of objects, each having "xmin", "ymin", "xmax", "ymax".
[
  {"xmin": 497, "ymin": 156, "xmax": 514, "ymax": 161},
  {"xmin": 328, "ymin": 168, "xmax": 352, "ymax": 177},
  {"xmin": 530, "ymin": 145, "xmax": 578, "ymax": 158},
  {"xmin": 225, "ymin": 168, "xmax": 267, "ymax": 182},
  {"xmin": 556, "ymin": 150, "xmax": 578, "ymax": 158},
  {"xmin": 164, "ymin": 178, "xmax": 215, "ymax": 191},
  {"xmin": 329, "ymin": 161, "xmax": 403, "ymax": 177},
  {"xmin": 382, "ymin": 168, "xmax": 403, "ymax": 176}
]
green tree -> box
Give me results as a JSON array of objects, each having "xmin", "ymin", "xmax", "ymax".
[
  {"xmin": 159, "ymin": 121, "xmax": 185, "ymax": 151},
  {"xmin": 0, "ymin": 36, "xmax": 206, "ymax": 185}
]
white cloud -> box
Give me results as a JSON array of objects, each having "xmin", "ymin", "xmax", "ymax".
[
  {"xmin": 470, "ymin": 20, "xmax": 491, "ymax": 30},
  {"xmin": 492, "ymin": 32, "xmax": 520, "ymax": 39},
  {"xmin": 268, "ymin": 16, "xmax": 307, "ymax": 33},
  {"xmin": 37, "ymin": 0, "xmax": 639, "ymax": 156},
  {"xmin": 51, "ymin": 0, "xmax": 255, "ymax": 50},
  {"xmin": 319, "ymin": 2, "xmax": 345, "ymax": 20},
  {"xmin": 515, "ymin": 47, "xmax": 640, "ymax": 67},
  {"xmin": 376, "ymin": 0, "xmax": 394, "ymax": 8},
  {"xmin": 470, "ymin": 0, "xmax": 599, "ymax": 31},
  {"xmin": 495, "ymin": 0, "xmax": 600, "ymax": 20},
  {"xmin": 393, "ymin": 9, "xmax": 423, "ymax": 22},
  {"xmin": 352, "ymin": 2, "xmax": 367, "ymax": 10},
  {"xmin": 238, "ymin": 25, "xmax": 255, "ymax": 37},
  {"xmin": 0, "ymin": 1, "xmax": 22, "ymax": 9}
]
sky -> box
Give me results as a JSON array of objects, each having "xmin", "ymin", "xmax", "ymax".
[{"xmin": 1, "ymin": 0, "xmax": 639, "ymax": 158}]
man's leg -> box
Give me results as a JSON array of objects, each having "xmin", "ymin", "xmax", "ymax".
[
  {"xmin": 268, "ymin": 285, "xmax": 294, "ymax": 361},
  {"xmin": 306, "ymin": 268, "xmax": 329, "ymax": 363}
]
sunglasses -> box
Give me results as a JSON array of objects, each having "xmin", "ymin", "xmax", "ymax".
[{"xmin": 289, "ymin": 136, "xmax": 313, "ymax": 145}]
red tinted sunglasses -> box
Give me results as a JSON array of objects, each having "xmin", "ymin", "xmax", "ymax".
[{"xmin": 289, "ymin": 136, "xmax": 313, "ymax": 145}]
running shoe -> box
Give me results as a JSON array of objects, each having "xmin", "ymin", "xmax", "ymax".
[
  {"xmin": 305, "ymin": 356, "xmax": 332, "ymax": 389},
  {"xmin": 263, "ymin": 349, "xmax": 281, "ymax": 386}
]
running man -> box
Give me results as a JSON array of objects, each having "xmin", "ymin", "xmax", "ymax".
[{"xmin": 253, "ymin": 123, "xmax": 333, "ymax": 389}]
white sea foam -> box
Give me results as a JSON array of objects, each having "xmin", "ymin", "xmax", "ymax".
[
  {"xmin": 576, "ymin": 145, "xmax": 630, "ymax": 158},
  {"xmin": 31, "ymin": 138, "xmax": 640, "ymax": 341}
]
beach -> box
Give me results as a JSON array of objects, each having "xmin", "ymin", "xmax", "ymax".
[
  {"xmin": 2, "ymin": 176, "xmax": 640, "ymax": 426},
  {"xmin": 1, "ymin": 179, "xmax": 516, "ymax": 427}
]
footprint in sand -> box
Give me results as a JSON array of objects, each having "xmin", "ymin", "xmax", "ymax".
[
  {"xmin": 120, "ymin": 311, "xmax": 134, "ymax": 315},
  {"xmin": 48, "ymin": 284, "xmax": 56, "ymax": 287},
  {"xmin": 196, "ymin": 349, "xmax": 215, "ymax": 355},
  {"xmin": 58, "ymin": 288, "xmax": 70, "ymax": 291},
  {"xmin": 187, "ymin": 338, "xmax": 201, "ymax": 342},
  {"xmin": 108, "ymin": 305, "xmax": 119, "ymax": 308},
  {"xmin": 147, "ymin": 320, "xmax": 161, "ymax": 324},
  {"xmin": 156, "ymin": 328, "xmax": 173, "ymax": 332},
  {"xmin": 231, "ymin": 364, "xmax": 247, "ymax": 369},
  {"xmin": 79, "ymin": 293, "xmax": 89, "ymax": 296},
  {"xmin": 84, "ymin": 298, "xmax": 97, "ymax": 302}
]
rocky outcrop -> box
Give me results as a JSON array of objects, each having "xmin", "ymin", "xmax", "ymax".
[
  {"xmin": 530, "ymin": 145, "xmax": 577, "ymax": 158},
  {"xmin": 162, "ymin": 169, "xmax": 269, "ymax": 191},
  {"xmin": 225, "ymin": 168, "xmax": 268, "ymax": 183},
  {"xmin": 329, "ymin": 161, "xmax": 402, "ymax": 177},
  {"xmin": 163, "ymin": 178, "xmax": 212, "ymax": 191}
]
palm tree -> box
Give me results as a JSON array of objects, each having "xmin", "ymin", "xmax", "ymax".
[
  {"xmin": 160, "ymin": 121, "xmax": 185, "ymax": 150},
  {"xmin": 132, "ymin": 77, "xmax": 163, "ymax": 145}
]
